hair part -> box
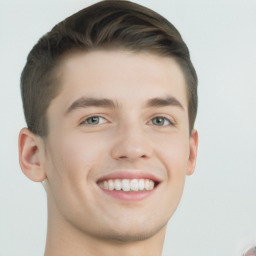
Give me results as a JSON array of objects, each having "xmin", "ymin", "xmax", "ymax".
[{"xmin": 21, "ymin": 0, "xmax": 198, "ymax": 137}]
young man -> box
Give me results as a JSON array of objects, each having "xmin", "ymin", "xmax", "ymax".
[{"xmin": 18, "ymin": 1, "xmax": 198, "ymax": 255}]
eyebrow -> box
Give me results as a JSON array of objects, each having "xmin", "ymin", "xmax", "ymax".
[
  {"xmin": 65, "ymin": 97, "xmax": 117, "ymax": 115},
  {"xmin": 65, "ymin": 95, "xmax": 184, "ymax": 115},
  {"xmin": 145, "ymin": 96, "xmax": 184, "ymax": 109}
]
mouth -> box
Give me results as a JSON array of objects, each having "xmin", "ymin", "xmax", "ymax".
[
  {"xmin": 96, "ymin": 170, "xmax": 161, "ymax": 201},
  {"xmin": 98, "ymin": 178, "xmax": 156, "ymax": 192}
]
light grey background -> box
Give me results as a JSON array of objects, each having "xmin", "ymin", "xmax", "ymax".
[{"xmin": 0, "ymin": 0, "xmax": 255, "ymax": 255}]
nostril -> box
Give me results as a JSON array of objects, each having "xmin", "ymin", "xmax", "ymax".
[
  {"xmin": 120, "ymin": 154, "xmax": 148, "ymax": 160},
  {"xmin": 118, "ymin": 156, "xmax": 128, "ymax": 159}
]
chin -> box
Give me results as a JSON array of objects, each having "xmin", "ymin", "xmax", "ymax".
[{"xmin": 93, "ymin": 220, "xmax": 168, "ymax": 243}]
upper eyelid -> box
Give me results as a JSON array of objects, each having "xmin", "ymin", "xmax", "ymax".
[
  {"xmin": 79, "ymin": 114, "xmax": 176, "ymax": 125},
  {"xmin": 80, "ymin": 115, "xmax": 109, "ymax": 125},
  {"xmin": 148, "ymin": 116, "xmax": 174, "ymax": 126},
  {"xmin": 148, "ymin": 115, "xmax": 175, "ymax": 124}
]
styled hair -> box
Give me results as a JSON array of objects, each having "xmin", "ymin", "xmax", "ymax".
[{"xmin": 21, "ymin": 0, "xmax": 198, "ymax": 137}]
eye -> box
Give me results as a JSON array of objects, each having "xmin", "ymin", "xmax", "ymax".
[
  {"xmin": 149, "ymin": 116, "xmax": 173, "ymax": 126},
  {"xmin": 82, "ymin": 116, "xmax": 107, "ymax": 125}
]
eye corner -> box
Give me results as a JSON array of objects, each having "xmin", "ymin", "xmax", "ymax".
[
  {"xmin": 148, "ymin": 116, "xmax": 175, "ymax": 127},
  {"xmin": 80, "ymin": 115, "xmax": 109, "ymax": 126}
]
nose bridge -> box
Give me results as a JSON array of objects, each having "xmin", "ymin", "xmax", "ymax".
[{"xmin": 110, "ymin": 119, "xmax": 152, "ymax": 161}]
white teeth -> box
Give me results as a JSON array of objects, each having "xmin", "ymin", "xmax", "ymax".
[
  {"xmin": 145, "ymin": 179, "xmax": 150, "ymax": 190},
  {"xmin": 138, "ymin": 179, "xmax": 145, "ymax": 191},
  {"xmin": 130, "ymin": 179, "xmax": 139, "ymax": 191},
  {"xmin": 98, "ymin": 178, "xmax": 156, "ymax": 191},
  {"xmin": 149, "ymin": 180, "xmax": 154, "ymax": 190},
  {"xmin": 114, "ymin": 179, "xmax": 122, "ymax": 190},
  {"xmin": 122, "ymin": 179, "xmax": 130, "ymax": 191},
  {"xmin": 108, "ymin": 179, "xmax": 114, "ymax": 190},
  {"xmin": 103, "ymin": 181, "xmax": 108, "ymax": 189}
]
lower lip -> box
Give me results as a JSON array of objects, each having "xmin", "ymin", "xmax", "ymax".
[{"xmin": 99, "ymin": 187, "xmax": 156, "ymax": 201}]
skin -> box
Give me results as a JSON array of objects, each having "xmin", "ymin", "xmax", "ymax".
[{"xmin": 19, "ymin": 50, "xmax": 198, "ymax": 256}]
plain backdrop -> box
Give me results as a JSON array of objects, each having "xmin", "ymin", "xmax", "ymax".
[{"xmin": 0, "ymin": 0, "xmax": 255, "ymax": 255}]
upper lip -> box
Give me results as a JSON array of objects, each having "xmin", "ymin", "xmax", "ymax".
[{"xmin": 96, "ymin": 169, "xmax": 162, "ymax": 183}]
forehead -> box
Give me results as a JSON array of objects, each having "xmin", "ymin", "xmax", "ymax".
[{"xmin": 50, "ymin": 49, "xmax": 188, "ymax": 113}]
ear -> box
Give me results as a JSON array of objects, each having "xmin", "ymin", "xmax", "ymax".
[
  {"xmin": 18, "ymin": 128, "xmax": 46, "ymax": 182},
  {"xmin": 186, "ymin": 129, "xmax": 199, "ymax": 176}
]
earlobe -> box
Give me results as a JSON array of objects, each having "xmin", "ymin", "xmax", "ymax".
[
  {"xmin": 186, "ymin": 129, "xmax": 198, "ymax": 176},
  {"xmin": 18, "ymin": 128, "xmax": 46, "ymax": 182}
]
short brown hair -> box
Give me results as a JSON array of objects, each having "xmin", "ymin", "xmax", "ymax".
[{"xmin": 21, "ymin": 0, "xmax": 198, "ymax": 137}]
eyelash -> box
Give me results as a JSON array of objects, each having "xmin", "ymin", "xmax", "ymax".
[
  {"xmin": 81, "ymin": 115, "xmax": 174, "ymax": 127},
  {"xmin": 81, "ymin": 116, "xmax": 108, "ymax": 125},
  {"xmin": 148, "ymin": 116, "xmax": 174, "ymax": 127}
]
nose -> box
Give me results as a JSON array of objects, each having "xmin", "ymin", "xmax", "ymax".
[{"xmin": 110, "ymin": 124, "xmax": 153, "ymax": 161}]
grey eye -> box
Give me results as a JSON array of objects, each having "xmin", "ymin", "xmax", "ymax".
[
  {"xmin": 151, "ymin": 117, "xmax": 171, "ymax": 126},
  {"xmin": 84, "ymin": 116, "xmax": 106, "ymax": 125}
]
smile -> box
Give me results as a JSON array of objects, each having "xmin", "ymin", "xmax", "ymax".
[
  {"xmin": 98, "ymin": 178, "xmax": 155, "ymax": 192},
  {"xmin": 96, "ymin": 170, "xmax": 161, "ymax": 201}
]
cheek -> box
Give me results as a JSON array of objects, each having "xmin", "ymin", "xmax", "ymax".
[
  {"xmin": 44, "ymin": 133, "xmax": 108, "ymax": 210},
  {"xmin": 47, "ymin": 132, "xmax": 111, "ymax": 183},
  {"xmin": 58, "ymin": 135, "xmax": 104, "ymax": 176},
  {"xmin": 154, "ymin": 133, "xmax": 190, "ymax": 174},
  {"xmin": 150, "ymin": 133, "xmax": 190, "ymax": 219}
]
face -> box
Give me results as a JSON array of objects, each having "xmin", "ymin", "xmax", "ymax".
[{"xmin": 42, "ymin": 50, "xmax": 198, "ymax": 241}]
